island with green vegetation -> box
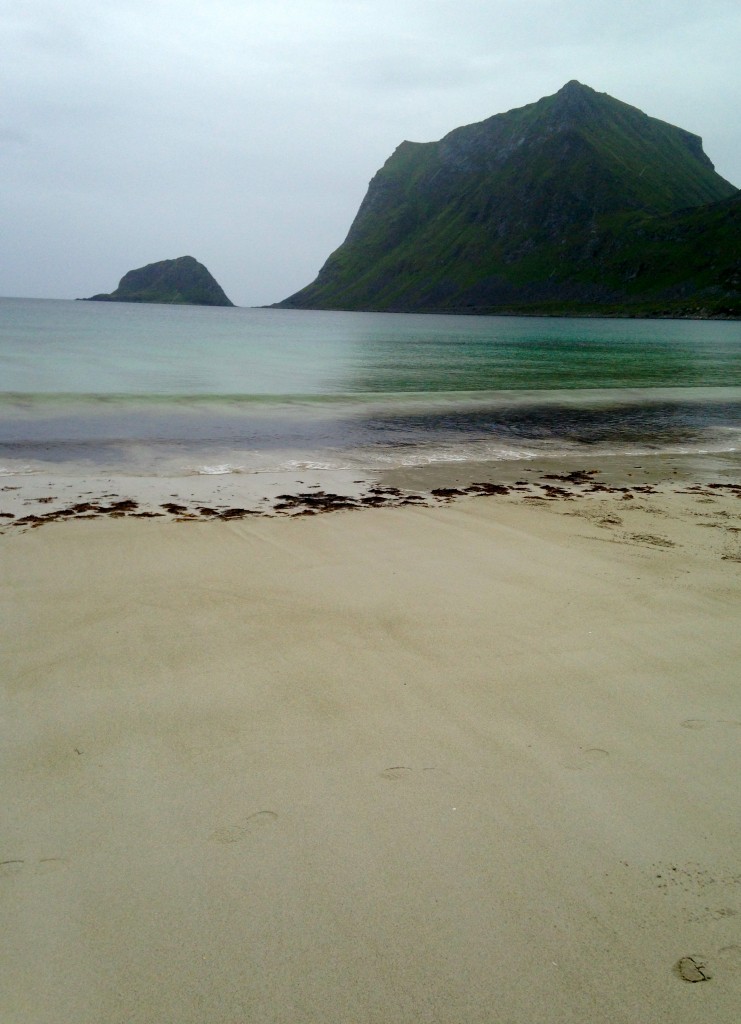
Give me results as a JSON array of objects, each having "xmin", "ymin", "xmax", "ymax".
[
  {"xmin": 277, "ymin": 81, "xmax": 740, "ymax": 318},
  {"xmin": 84, "ymin": 256, "xmax": 234, "ymax": 306}
]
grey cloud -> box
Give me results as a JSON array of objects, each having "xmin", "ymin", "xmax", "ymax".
[{"xmin": 0, "ymin": 0, "xmax": 738, "ymax": 305}]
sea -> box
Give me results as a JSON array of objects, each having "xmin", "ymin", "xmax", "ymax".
[{"xmin": 1, "ymin": 297, "xmax": 740, "ymax": 482}]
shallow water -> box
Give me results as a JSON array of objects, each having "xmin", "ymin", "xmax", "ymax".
[{"xmin": 1, "ymin": 298, "xmax": 739, "ymax": 478}]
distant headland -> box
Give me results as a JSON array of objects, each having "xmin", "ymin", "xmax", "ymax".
[{"xmin": 81, "ymin": 256, "xmax": 233, "ymax": 306}]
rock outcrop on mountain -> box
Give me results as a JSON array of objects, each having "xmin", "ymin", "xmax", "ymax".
[
  {"xmin": 85, "ymin": 256, "xmax": 233, "ymax": 306},
  {"xmin": 277, "ymin": 82, "xmax": 739, "ymax": 317}
]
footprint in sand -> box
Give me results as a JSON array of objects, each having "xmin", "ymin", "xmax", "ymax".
[
  {"xmin": 681, "ymin": 719, "xmax": 741, "ymax": 731},
  {"xmin": 564, "ymin": 747, "xmax": 609, "ymax": 771},
  {"xmin": 210, "ymin": 811, "xmax": 278, "ymax": 844},
  {"xmin": 627, "ymin": 532, "xmax": 677, "ymax": 548},
  {"xmin": 709, "ymin": 907, "xmax": 737, "ymax": 920},
  {"xmin": 0, "ymin": 857, "xmax": 67, "ymax": 878},
  {"xmin": 35, "ymin": 857, "xmax": 67, "ymax": 874},
  {"xmin": 675, "ymin": 946, "xmax": 741, "ymax": 982},
  {"xmin": 0, "ymin": 860, "xmax": 25, "ymax": 877},
  {"xmin": 675, "ymin": 955, "xmax": 713, "ymax": 982},
  {"xmin": 380, "ymin": 766, "xmax": 415, "ymax": 781},
  {"xmin": 380, "ymin": 766, "xmax": 439, "ymax": 781},
  {"xmin": 717, "ymin": 944, "xmax": 741, "ymax": 973}
]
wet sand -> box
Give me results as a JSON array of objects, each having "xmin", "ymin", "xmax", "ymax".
[{"xmin": 2, "ymin": 467, "xmax": 740, "ymax": 1023}]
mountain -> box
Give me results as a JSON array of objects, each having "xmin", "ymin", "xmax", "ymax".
[
  {"xmin": 85, "ymin": 256, "xmax": 234, "ymax": 306},
  {"xmin": 277, "ymin": 82, "xmax": 740, "ymax": 317}
]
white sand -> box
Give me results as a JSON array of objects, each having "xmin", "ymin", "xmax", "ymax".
[{"xmin": 2, "ymin": 488, "xmax": 740, "ymax": 1023}]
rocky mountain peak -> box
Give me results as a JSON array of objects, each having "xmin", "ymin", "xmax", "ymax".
[{"xmin": 277, "ymin": 83, "xmax": 739, "ymax": 317}]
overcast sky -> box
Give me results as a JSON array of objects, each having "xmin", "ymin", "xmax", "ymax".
[{"xmin": 2, "ymin": 1, "xmax": 739, "ymax": 306}]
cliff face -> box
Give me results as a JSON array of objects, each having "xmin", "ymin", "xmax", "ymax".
[
  {"xmin": 277, "ymin": 82, "xmax": 740, "ymax": 317},
  {"xmin": 86, "ymin": 256, "xmax": 234, "ymax": 306}
]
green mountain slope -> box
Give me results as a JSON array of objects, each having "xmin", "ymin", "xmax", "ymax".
[
  {"xmin": 277, "ymin": 82, "xmax": 739, "ymax": 317},
  {"xmin": 85, "ymin": 256, "xmax": 233, "ymax": 306}
]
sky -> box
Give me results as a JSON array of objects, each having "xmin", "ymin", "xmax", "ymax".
[{"xmin": 2, "ymin": 0, "xmax": 740, "ymax": 307}]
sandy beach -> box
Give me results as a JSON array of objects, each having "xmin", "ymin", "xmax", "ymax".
[{"xmin": 2, "ymin": 469, "xmax": 740, "ymax": 1023}]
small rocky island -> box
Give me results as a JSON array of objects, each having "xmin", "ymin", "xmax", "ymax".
[{"xmin": 83, "ymin": 256, "xmax": 234, "ymax": 306}]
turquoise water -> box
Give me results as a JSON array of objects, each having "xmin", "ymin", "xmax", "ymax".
[{"xmin": 1, "ymin": 297, "xmax": 740, "ymax": 476}]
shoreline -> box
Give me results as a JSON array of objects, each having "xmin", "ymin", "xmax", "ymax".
[
  {"xmin": 271, "ymin": 304, "xmax": 741, "ymax": 321},
  {"xmin": 2, "ymin": 451, "xmax": 739, "ymax": 530}
]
